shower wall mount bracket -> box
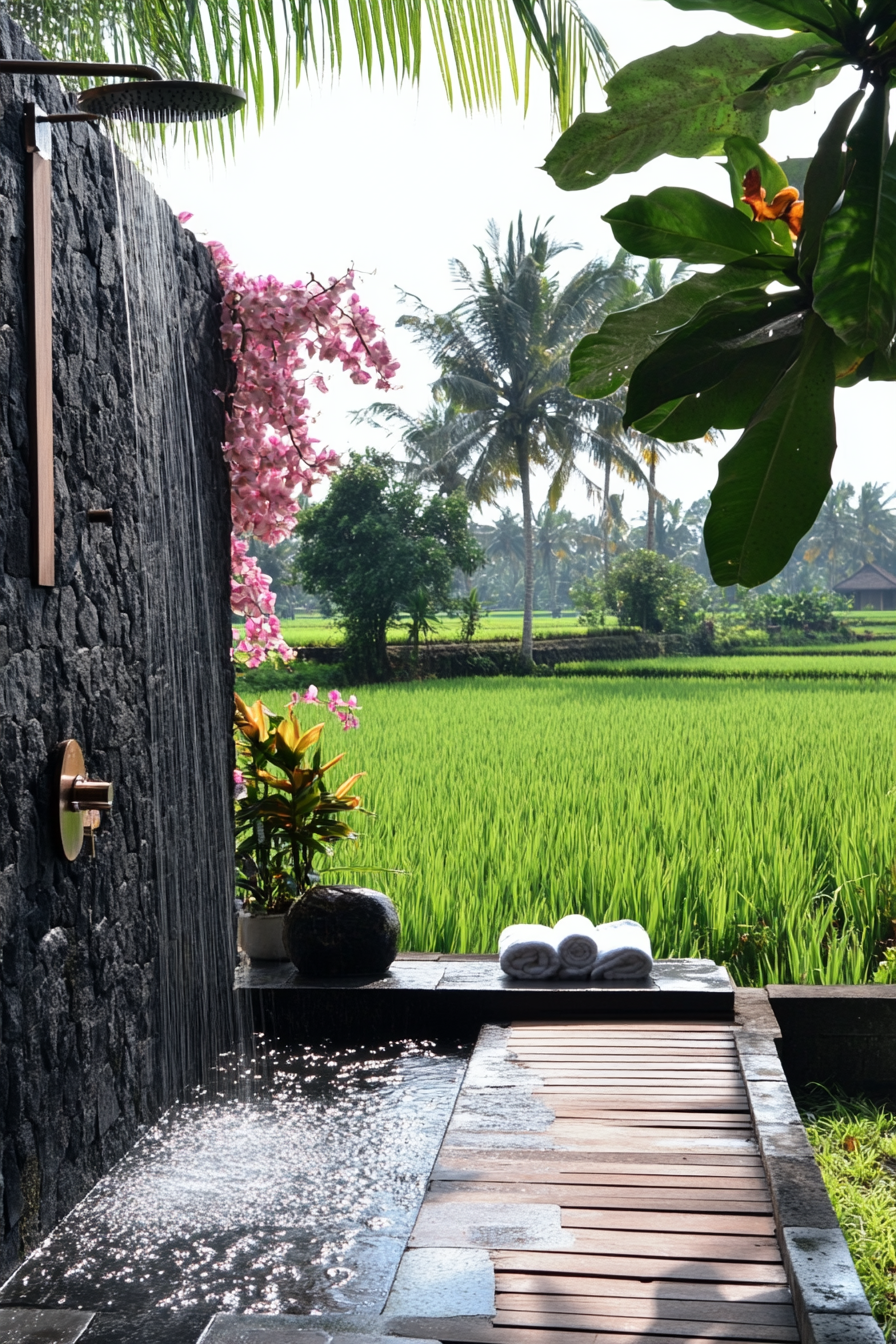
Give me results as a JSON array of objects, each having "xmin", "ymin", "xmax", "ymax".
[
  {"xmin": 23, "ymin": 102, "xmax": 54, "ymax": 587},
  {"xmin": 52, "ymin": 739, "xmax": 113, "ymax": 861}
]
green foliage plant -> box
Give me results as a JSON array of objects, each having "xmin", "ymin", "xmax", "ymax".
[
  {"xmin": 233, "ymin": 691, "xmax": 366, "ymax": 913},
  {"xmin": 750, "ymin": 588, "xmax": 849, "ymax": 628},
  {"xmin": 575, "ymin": 548, "xmax": 707, "ymax": 632},
  {"xmin": 293, "ymin": 453, "xmax": 483, "ymax": 681},
  {"xmin": 802, "ymin": 1088, "xmax": 896, "ymax": 1335},
  {"xmin": 457, "ymin": 587, "xmax": 487, "ymax": 642},
  {"xmin": 544, "ymin": 0, "xmax": 896, "ymax": 590}
]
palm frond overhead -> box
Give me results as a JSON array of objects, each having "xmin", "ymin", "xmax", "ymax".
[{"xmin": 7, "ymin": 0, "xmax": 614, "ymax": 132}]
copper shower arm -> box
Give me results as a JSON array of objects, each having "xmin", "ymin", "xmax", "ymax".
[{"xmin": 0, "ymin": 59, "xmax": 164, "ymax": 80}]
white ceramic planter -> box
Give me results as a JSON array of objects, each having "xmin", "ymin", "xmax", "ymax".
[{"xmin": 237, "ymin": 911, "xmax": 289, "ymax": 961}]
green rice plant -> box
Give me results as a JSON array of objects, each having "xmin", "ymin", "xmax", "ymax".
[
  {"xmin": 240, "ymin": 612, "xmax": 610, "ymax": 649},
  {"xmin": 555, "ymin": 656, "xmax": 896, "ymax": 680},
  {"xmin": 261, "ymin": 677, "xmax": 896, "ymax": 982},
  {"xmin": 802, "ymin": 1088, "xmax": 896, "ymax": 1339}
]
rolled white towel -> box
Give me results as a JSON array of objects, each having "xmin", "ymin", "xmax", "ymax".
[
  {"xmin": 499, "ymin": 923, "xmax": 561, "ymax": 980},
  {"xmin": 553, "ymin": 914, "xmax": 598, "ymax": 979},
  {"xmin": 590, "ymin": 919, "xmax": 654, "ymax": 980}
]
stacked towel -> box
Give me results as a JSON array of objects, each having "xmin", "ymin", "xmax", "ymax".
[
  {"xmin": 498, "ymin": 924, "xmax": 561, "ymax": 980},
  {"xmin": 553, "ymin": 914, "xmax": 598, "ymax": 979},
  {"xmin": 591, "ymin": 919, "xmax": 654, "ymax": 980}
]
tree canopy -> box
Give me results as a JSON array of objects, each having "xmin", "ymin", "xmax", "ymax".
[
  {"xmin": 543, "ymin": 0, "xmax": 896, "ymax": 588},
  {"xmin": 293, "ymin": 453, "xmax": 482, "ymax": 678},
  {"xmin": 393, "ymin": 216, "xmax": 651, "ymax": 660}
]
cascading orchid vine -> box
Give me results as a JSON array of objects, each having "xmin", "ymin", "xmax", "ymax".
[{"xmin": 184, "ymin": 217, "xmax": 399, "ymax": 665}]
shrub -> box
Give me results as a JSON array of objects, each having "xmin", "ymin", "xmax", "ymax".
[{"xmin": 572, "ymin": 550, "xmax": 706, "ymax": 633}]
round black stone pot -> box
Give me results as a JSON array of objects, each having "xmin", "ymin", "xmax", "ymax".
[{"xmin": 283, "ymin": 885, "xmax": 400, "ymax": 977}]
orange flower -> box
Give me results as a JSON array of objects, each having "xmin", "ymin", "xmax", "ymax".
[{"xmin": 741, "ymin": 167, "xmax": 803, "ymax": 239}]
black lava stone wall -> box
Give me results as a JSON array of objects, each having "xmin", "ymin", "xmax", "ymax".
[{"xmin": 0, "ymin": 16, "xmax": 237, "ymax": 1273}]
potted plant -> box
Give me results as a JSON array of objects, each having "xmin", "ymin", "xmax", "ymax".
[{"xmin": 233, "ymin": 687, "xmax": 401, "ymax": 974}]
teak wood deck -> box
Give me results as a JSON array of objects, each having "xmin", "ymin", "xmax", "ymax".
[{"xmin": 385, "ymin": 1019, "xmax": 798, "ymax": 1344}]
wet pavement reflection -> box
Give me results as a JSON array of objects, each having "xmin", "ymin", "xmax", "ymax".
[{"xmin": 0, "ymin": 1040, "xmax": 469, "ymax": 1344}]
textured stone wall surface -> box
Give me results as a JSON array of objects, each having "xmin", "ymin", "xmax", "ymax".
[{"xmin": 0, "ymin": 15, "xmax": 237, "ymax": 1273}]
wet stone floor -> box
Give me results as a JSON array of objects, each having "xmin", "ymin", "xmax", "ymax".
[{"xmin": 0, "ymin": 1040, "xmax": 470, "ymax": 1344}]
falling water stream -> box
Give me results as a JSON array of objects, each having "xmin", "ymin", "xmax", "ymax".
[{"xmin": 107, "ymin": 142, "xmax": 241, "ymax": 1099}]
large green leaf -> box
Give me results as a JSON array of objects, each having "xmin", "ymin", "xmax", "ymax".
[
  {"xmin": 813, "ymin": 83, "xmax": 896, "ymax": 351},
  {"xmin": 568, "ymin": 256, "xmax": 793, "ymax": 399},
  {"xmin": 777, "ymin": 156, "xmax": 813, "ymax": 195},
  {"xmin": 723, "ymin": 135, "xmax": 791, "ymax": 215},
  {"xmin": 603, "ymin": 187, "xmax": 783, "ymax": 264},
  {"xmin": 543, "ymin": 32, "xmax": 840, "ymax": 191},
  {"xmin": 625, "ymin": 288, "xmax": 808, "ymax": 426},
  {"xmin": 634, "ymin": 339, "xmax": 800, "ymax": 440},
  {"xmin": 797, "ymin": 90, "xmax": 864, "ymax": 279},
  {"xmin": 645, "ymin": 0, "xmax": 841, "ymax": 36},
  {"xmin": 703, "ymin": 314, "xmax": 837, "ymax": 587}
]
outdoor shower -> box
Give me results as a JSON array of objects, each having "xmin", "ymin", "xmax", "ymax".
[
  {"xmin": 0, "ymin": 56, "xmax": 246, "ymax": 857},
  {"xmin": 0, "ymin": 58, "xmax": 246, "ymax": 588}
]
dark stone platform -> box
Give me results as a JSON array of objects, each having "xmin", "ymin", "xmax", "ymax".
[{"xmin": 235, "ymin": 954, "xmax": 734, "ymax": 1040}]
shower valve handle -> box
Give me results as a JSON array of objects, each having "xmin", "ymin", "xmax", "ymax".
[
  {"xmin": 70, "ymin": 777, "xmax": 114, "ymax": 812},
  {"xmin": 52, "ymin": 740, "xmax": 114, "ymax": 859}
]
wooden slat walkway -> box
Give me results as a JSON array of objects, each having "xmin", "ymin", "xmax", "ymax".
[{"xmin": 400, "ymin": 1019, "xmax": 797, "ymax": 1344}]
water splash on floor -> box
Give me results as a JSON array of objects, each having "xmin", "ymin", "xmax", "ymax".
[{"xmin": 0, "ymin": 1040, "xmax": 468, "ymax": 1344}]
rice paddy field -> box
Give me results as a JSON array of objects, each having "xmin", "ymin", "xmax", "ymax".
[
  {"xmin": 249, "ymin": 612, "xmax": 596, "ymax": 647},
  {"xmin": 557, "ymin": 655, "xmax": 896, "ymax": 679},
  {"xmin": 259, "ymin": 675, "xmax": 896, "ymax": 986}
]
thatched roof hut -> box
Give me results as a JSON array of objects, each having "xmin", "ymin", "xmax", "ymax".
[{"xmin": 833, "ymin": 562, "xmax": 896, "ymax": 611}]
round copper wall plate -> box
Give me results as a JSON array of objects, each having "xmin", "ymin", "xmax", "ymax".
[{"xmin": 54, "ymin": 739, "xmax": 86, "ymax": 861}]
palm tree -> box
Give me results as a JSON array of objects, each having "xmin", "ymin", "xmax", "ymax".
[
  {"xmin": 654, "ymin": 498, "xmax": 701, "ymax": 564},
  {"xmin": 851, "ymin": 483, "xmax": 896, "ymax": 570},
  {"xmin": 13, "ymin": 0, "xmax": 612, "ymax": 137},
  {"xmin": 483, "ymin": 507, "xmax": 526, "ymax": 582},
  {"xmin": 581, "ymin": 387, "xmax": 658, "ymax": 575},
  {"xmin": 803, "ymin": 482, "xmax": 856, "ymax": 588},
  {"xmin": 397, "ymin": 216, "xmax": 640, "ymax": 661},
  {"xmin": 356, "ymin": 399, "xmax": 472, "ymax": 495},
  {"xmin": 534, "ymin": 504, "xmax": 580, "ymax": 616},
  {"xmin": 635, "ymin": 434, "xmax": 703, "ymax": 551}
]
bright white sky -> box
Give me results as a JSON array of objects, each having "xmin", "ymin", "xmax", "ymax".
[{"xmin": 151, "ymin": 1, "xmax": 895, "ymax": 524}]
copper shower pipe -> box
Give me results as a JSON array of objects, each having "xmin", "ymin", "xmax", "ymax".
[{"xmin": 22, "ymin": 102, "xmax": 53, "ymax": 585}]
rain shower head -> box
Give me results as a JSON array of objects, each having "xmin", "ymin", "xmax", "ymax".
[
  {"xmin": 77, "ymin": 79, "xmax": 246, "ymax": 122},
  {"xmin": 0, "ymin": 59, "xmax": 246, "ymax": 123}
]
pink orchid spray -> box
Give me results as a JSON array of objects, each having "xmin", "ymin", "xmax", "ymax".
[
  {"xmin": 191, "ymin": 221, "xmax": 399, "ymax": 665},
  {"xmin": 289, "ymin": 685, "xmax": 361, "ymax": 731}
]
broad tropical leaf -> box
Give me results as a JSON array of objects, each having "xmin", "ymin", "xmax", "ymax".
[
  {"xmin": 646, "ymin": 0, "xmax": 843, "ymax": 37},
  {"xmin": 776, "ymin": 155, "xmax": 813, "ymax": 194},
  {"xmin": 703, "ymin": 314, "xmax": 837, "ymax": 587},
  {"xmin": 603, "ymin": 186, "xmax": 784, "ymax": 265},
  {"xmin": 797, "ymin": 89, "xmax": 864, "ymax": 279},
  {"xmin": 624, "ymin": 287, "xmax": 807, "ymax": 426},
  {"xmin": 543, "ymin": 32, "xmax": 839, "ymax": 191},
  {"xmin": 723, "ymin": 135, "xmax": 791, "ymax": 215},
  {"xmin": 567, "ymin": 255, "xmax": 792, "ymax": 400},
  {"xmin": 813, "ymin": 83, "xmax": 896, "ymax": 352},
  {"xmin": 632, "ymin": 339, "xmax": 799, "ymax": 440},
  {"xmin": 9, "ymin": 0, "xmax": 612, "ymax": 135}
]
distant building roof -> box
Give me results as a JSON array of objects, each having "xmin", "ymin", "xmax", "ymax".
[{"xmin": 834, "ymin": 562, "xmax": 896, "ymax": 592}]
